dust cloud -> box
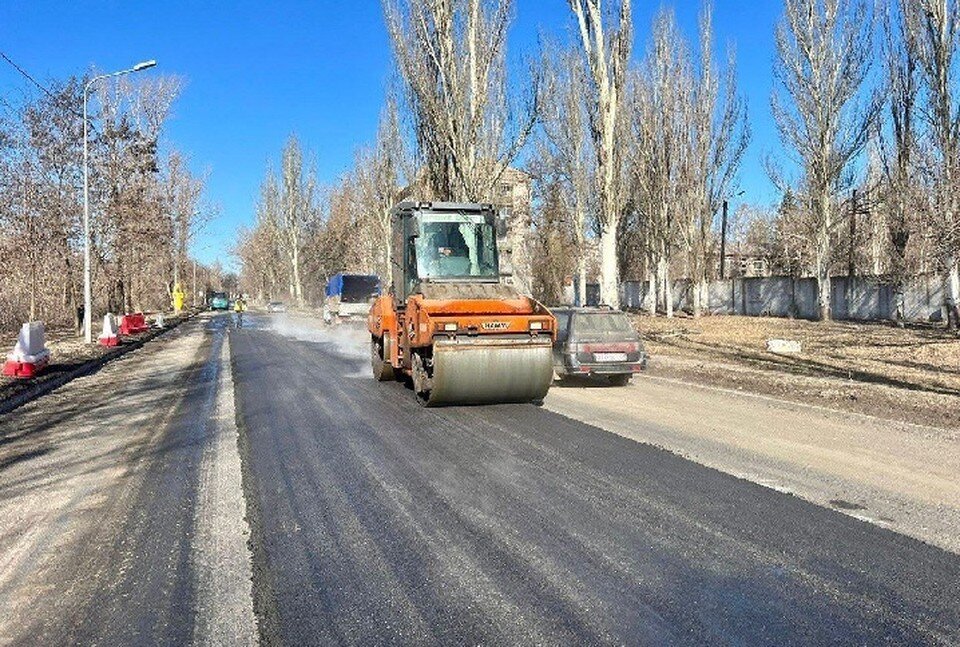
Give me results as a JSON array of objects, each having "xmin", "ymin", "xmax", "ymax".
[{"xmin": 261, "ymin": 313, "xmax": 369, "ymax": 361}]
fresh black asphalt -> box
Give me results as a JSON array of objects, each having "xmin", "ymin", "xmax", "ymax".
[{"xmin": 231, "ymin": 317, "xmax": 960, "ymax": 646}]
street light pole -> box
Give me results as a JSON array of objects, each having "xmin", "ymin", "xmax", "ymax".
[{"xmin": 82, "ymin": 59, "xmax": 157, "ymax": 343}]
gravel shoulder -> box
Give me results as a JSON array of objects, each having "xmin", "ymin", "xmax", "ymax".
[
  {"xmin": 0, "ymin": 312, "xmax": 193, "ymax": 415},
  {"xmin": 0, "ymin": 314, "xmax": 256, "ymax": 645}
]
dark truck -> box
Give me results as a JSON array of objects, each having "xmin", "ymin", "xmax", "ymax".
[
  {"xmin": 323, "ymin": 273, "xmax": 381, "ymax": 323},
  {"xmin": 551, "ymin": 307, "xmax": 647, "ymax": 386}
]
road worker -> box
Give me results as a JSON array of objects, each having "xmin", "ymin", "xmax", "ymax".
[{"xmin": 234, "ymin": 295, "xmax": 247, "ymax": 329}]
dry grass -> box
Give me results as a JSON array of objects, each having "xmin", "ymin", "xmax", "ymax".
[{"xmin": 632, "ymin": 314, "xmax": 960, "ymax": 428}]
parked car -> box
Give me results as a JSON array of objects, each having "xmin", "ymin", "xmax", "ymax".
[
  {"xmin": 210, "ymin": 292, "xmax": 230, "ymax": 311},
  {"xmin": 266, "ymin": 301, "xmax": 287, "ymax": 313},
  {"xmin": 551, "ymin": 307, "xmax": 647, "ymax": 386}
]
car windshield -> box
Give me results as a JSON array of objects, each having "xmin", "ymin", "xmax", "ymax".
[
  {"xmin": 416, "ymin": 213, "xmax": 499, "ymax": 280},
  {"xmin": 573, "ymin": 312, "xmax": 635, "ymax": 338}
]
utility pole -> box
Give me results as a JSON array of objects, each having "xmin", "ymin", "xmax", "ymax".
[
  {"xmin": 849, "ymin": 189, "xmax": 857, "ymax": 278},
  {"xmin": 719, "ymin": 199, "xmax": 729, "ymax": 279}
]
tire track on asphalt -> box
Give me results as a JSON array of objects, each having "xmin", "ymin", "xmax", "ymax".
[
  {"xmin": 233, "ymin": 327, "xmax": 286, "ymax": 647},
  {"xmin": 191, "ymin": 332, "xmax": 259, "ymax": 645}
]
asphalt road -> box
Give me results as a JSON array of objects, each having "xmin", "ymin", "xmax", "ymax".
[
  {"xmin": 2, "ymin": 312, "xmax": 959, "ymax": 646},
  {"xmin": 0, "ymin": 315, "xmax": 256, "ymax": 646},
  {"xmin": 233, "ymin": 315, "xmax": 960, "ymax": 645}
]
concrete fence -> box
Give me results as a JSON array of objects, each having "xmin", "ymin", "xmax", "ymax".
[{"xmin": 620, "ymin": 274, "xmax": 945, "ymax": 323}]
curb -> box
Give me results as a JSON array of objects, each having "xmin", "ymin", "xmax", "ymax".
[{"xmin": 0, "ymin": 313, "xmax": 197, "ymax": 417}]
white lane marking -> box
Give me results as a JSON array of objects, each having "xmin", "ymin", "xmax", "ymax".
[{"xmin": 191, "ymin": 334, "xmax": 259, "ymax": 646}]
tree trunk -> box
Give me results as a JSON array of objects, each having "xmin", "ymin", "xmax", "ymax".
[
  {"xmin": 292, "ymin": 244, "xmax": 304, "ymax": 307},
  {"xmin": 945, "ymin": 255, "xmax": 960, "ymax": 330},
  {"xmin": 599, "ymin": 219, "xmax": 619, "ymax": 308},
  {"xmin": 29, "ymin": 257, "xmax": 37, "ymax": 322},
  {"xmin": 658, "ymin": 256, "xmax": 673, "ymax": 318},
  {"xmin": 647, "ymin": 272, "xmax": 656, "ymax": 316},
  {"xmin": 692, "ymin": 277, "xmax": 707, "ymax": 318},
  {"xmin": 816, "ymin": 199, "xmax": 832, "ymax": 321},
  {"xmin": 383, "ymin": 210, "xmax": 393, "ymax": 283},
  {"xmin": 817, "ymin": 269, "xmax": 831, "ymax": 322},
  {"xmin": 664, "ymin": 275, "xmax": 674, "ymax": 318},
  {"xmin": 577, "ymin": 258, "xmax": 587, "ymax": 308},
  {"xmin": 894, "ymin": 277, "xmax": 907, "ymax": 328}
]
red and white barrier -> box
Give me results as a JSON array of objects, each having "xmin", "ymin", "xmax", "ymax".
[
  {"xmin": 3, "ymin": 322, "xmax": 51, "ymax": 378},
  {"xmin": 99, "ymin": 313, "xmax": 120, "ymax": 347},
  {"xmin": 120, "ymin": 312, "xmax": 149, "ymax": 335}
]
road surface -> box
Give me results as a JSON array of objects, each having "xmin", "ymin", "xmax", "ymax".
[{"xmin": 0, "ymin": 312, "xmax": 958, "ymax": 645}]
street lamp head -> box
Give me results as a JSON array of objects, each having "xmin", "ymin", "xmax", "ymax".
[{"xmin": 132, "ymin": 60, "xmax": 157, "ymax": 72}]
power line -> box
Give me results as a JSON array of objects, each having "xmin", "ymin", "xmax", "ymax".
[
  {"xmin": 0, "ymin": 50, "xmax": 56, "ymax": 99},
  {"xmin": 0, "ymin": 50, "xmax": 98, "ymax": 134}
]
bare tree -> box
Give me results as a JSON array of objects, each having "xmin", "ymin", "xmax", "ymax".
[
  {"xmin": 772, "ymin": 0, "xmax": 882, "ymax": 320},
  {"xmin": 161, "ymin": 151, "xmax": 207, "ymax": 295},
  {"xmin": 529, "ymin": 173, "xmax": 579, "ymax": 304},
  {"xmin": 630, "ymin": 10, "xmax": 687, "ymax": 317},
  {"xmin": 569, "ymin": 0, "xmax": 632, "ymax": 308},
  {"xmin": 0, "ymin": 69, "xmax": 204, "ymax": 331},
  {"xmin": 539, "ymin": 45, "xmax": 594, "ymax": 305},
  {"xmin": 263, "ymin": 136, "xmax": 322, "ymax": 307},
  {"xmin": 878, "ymin": 0, "xmax": 924, "ymax": 324},
  {"xmin": 355, "ymin": 95, "xmax": 407, "ymax": 280},
  {"xmin": 383, "ymin": 0, "xmax": 535, "ymax": 202},
  {"xmin": 912, "ymin": 0, "xmax": 960, "ymax": 328},
  {"xmin": 682, "ymin": 5, "xmax": 749, "ymax": 317},
  {"xmin": 94, "ymin": 74, "xmax": 182, "ymax": 313}
]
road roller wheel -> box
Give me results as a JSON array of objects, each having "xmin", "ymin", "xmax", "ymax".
[
  {"xmin": 371, "ymin": 337, "xmax": 394, "ymax": 382},
  {"xmin": 411, "ymin": 352, "xmax": 433, "ymax": 405}
]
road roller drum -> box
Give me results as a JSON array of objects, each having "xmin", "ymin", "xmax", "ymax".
[{"xmin": 416, "ymin": 337, "xmax": 553, "ymax": 406}]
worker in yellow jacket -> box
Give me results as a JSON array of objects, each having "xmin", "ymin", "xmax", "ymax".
[{"xmin": 233, "ymin": 295, "xmax": 246, "ymax": 329}]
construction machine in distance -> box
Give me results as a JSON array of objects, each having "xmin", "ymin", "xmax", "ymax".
[
  {"xmin": 368, "ymin": 202, "xmax": 556, "ymax": 406},
  {"xmin": 324, "ymin": 273, "xmax": 381, "ymax": 324}
]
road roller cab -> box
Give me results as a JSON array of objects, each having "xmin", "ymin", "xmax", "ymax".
[{"xmin": 368, "ymin": 202, "xmax": 556, "ymax": 406}]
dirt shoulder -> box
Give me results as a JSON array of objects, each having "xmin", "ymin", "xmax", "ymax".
[
  {"xmin": 632, "ymin": 314, "xmax": 960, "ymax": 429},
  {"xmin": 1, "ymin": 311, "xmax": 193, "ymax": 414}
]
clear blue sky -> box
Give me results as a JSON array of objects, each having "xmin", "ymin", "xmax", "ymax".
[{"xmin": 1, "ymin": 1, "xmax": 783, "ymax": 268}]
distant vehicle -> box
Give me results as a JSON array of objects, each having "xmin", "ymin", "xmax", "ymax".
[
  {"xmin": 210, "ymin": 292, "xmax": 230, "ymax": 311},
  {"xmin": 266, "ymin": 301, "xmax": 287, "ymax": 313},
  {"xmin": 324, "ymin": 273, "xmax": 380, "ymax": 323},
  {"xmin": 551, "ymin": 307, "xmax": 647, "ymax": 386}
]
